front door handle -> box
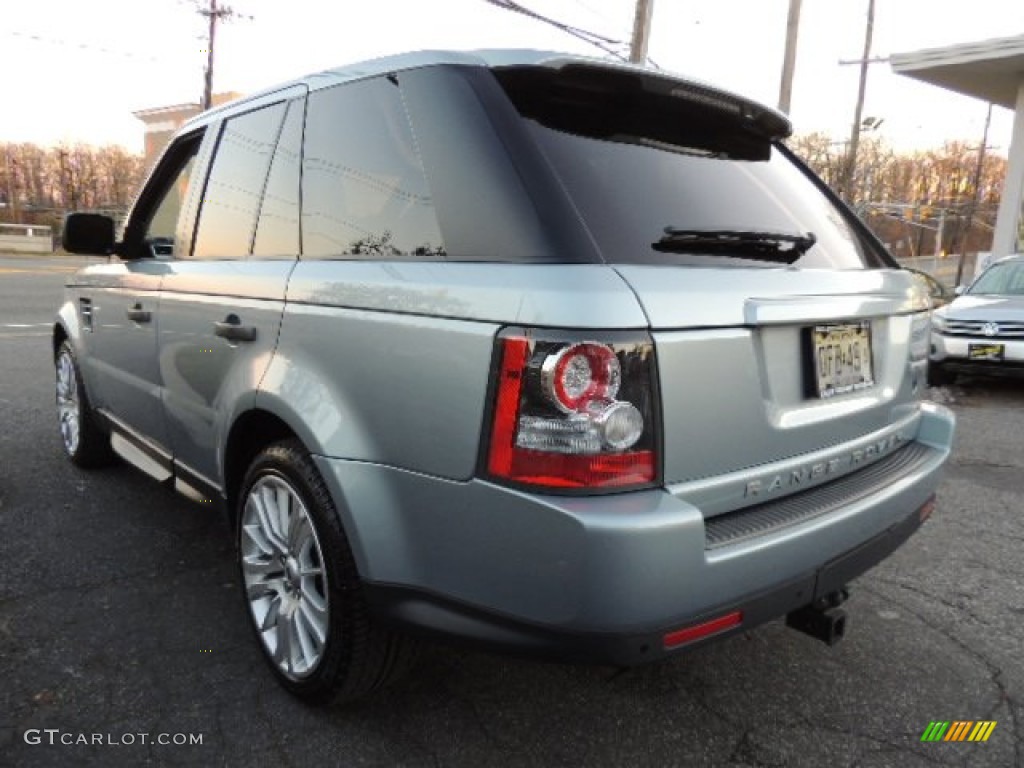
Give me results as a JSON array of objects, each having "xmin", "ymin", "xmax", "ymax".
[
  {"xmin": 126, "ymin": 304, "xmax": 151, "ymax": 323},
  {"xmin": 214, "ymin": 315, "xmax": 257, "ymax": 342}
]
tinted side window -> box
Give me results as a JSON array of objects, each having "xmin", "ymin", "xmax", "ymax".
[
  {"xmin": 192, "ymin": 102, "xmax": 287, "ymax": 259},
  {"xmin": 302, "ymin": 77, "xmax": 444, "ymax": 259},
  {"xmin": 145, "ymin": 148, "xmax": 198, "ymax": 251},
  {"xmin": 122, "ymin": 132, "xmax": 203, "ymax": 259},
  {"xmin": 252, "ymin": 99, "xmax": 304, "ymax": 258}
]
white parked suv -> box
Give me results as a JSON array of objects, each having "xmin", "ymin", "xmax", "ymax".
[{"xmin": 929, "ymin": 254, "xmax": 1024, "ymax": 384}]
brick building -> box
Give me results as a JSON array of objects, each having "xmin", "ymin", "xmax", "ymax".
[{"xmin": 133, "ymin": 92, "xmax": 242, "ymax": 168}]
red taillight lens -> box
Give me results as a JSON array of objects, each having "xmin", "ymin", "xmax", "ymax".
[{"xmin": 486, "ymin": 331, "xmax": 658, "ymax": 490}]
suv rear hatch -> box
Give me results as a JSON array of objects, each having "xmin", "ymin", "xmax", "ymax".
[{"xmin": 493, "ymin": 60, "xmax": 928, "ymax": 489}]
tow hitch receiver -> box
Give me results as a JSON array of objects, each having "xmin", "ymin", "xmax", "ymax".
[{"xmin": 786, "ymin": 589, "xmax": 849, "ymax": 646}]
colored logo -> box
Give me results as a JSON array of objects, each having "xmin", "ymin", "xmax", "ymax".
[{"xmin": 920, "ymin": 721, "xmax": 997, "ymax": 742}]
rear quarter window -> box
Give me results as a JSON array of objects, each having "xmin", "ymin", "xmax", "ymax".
[{"xmin": 301, "ymin": 76, "xmax": 445, "ymax": 259}]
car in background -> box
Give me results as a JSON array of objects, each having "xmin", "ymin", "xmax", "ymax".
[{"xmin": 929, "ymin": 254, "xmax": 1024, "ymax": 385}]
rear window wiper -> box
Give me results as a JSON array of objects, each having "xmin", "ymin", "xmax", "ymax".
[{"xmin": 652, "ymin": 227, "xmax": 817, "ymax": 264}]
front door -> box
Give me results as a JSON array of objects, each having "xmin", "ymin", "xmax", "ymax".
[{"xmin": 83, "ymin": 134, "xmax": 205, "ymax": 453}]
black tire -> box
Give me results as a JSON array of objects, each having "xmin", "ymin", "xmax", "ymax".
[
  {"xmin": 236, "ymin": 439, "xmax": 414, "ymax": 705},
  {"xmin": 927, "ymin": 362, "xmax": 955, "ymax": 387},
  {"xmin": 54, "ymin": 340, "xmax": 115, "ymax": 468}
]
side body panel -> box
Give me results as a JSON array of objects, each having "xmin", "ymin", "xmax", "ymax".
[
  {"xmin": 68, "ymin": 261, "xmax": 170, "ymax": 448},
  {"xmin": 257, "ymin": 261, "xmax": 648, "ymax": 481},
  {"xmin": 260, "ymin": 302, "xmax": 497, "ymax": 481}
]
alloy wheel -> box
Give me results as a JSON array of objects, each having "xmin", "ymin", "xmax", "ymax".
[
  {"xmin": 240, "ymin": 475, "xmax": 330, "ymax": 680},
  {"xmin": 56, "ymin": 349, "xmax": 81, "ymax": 455}
]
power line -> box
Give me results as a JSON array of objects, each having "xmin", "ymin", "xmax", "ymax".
[
  {"xmin": 482, "ymin": 0, "xmax": 630, "ymax": 61},
  {"xmin": 4, "ymin": 30, "xmax": 163, "ymax": 63},
  {"xmin": 567, "ymin": 0, "xmax": 623, "ymax": 31}
]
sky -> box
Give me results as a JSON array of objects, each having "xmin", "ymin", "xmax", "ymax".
[{"xmin": 1, "ymin": 0, "xmax": 1021, "ymax": 155}]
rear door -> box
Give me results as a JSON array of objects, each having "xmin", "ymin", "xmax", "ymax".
[{"xmin": 157, "ymin": 91, "xmax": 305, "ymax": 494}]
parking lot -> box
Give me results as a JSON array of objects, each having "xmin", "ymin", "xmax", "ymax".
[{"xmin": 1, "ymin": 253, "xmax": 1021, "ymax": 767}]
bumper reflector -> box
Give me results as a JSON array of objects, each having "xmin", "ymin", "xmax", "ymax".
[
  {"xmin": 663, "ymin": 611, "xmax": 743, "ymax": 650},
  {"xmin": 918, "ymin": 494, "xmax": 936, "ymax": 523}
]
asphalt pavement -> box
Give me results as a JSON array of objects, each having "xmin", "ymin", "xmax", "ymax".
[{"xmin": 0, "ymin": 253, "xmax": 1021, "ymax": 767}]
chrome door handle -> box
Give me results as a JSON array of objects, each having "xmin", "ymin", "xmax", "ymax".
[
  {"xmin": 126, "ymin": 305, "xmax": 151, "ymax": 323},
  {"xmin": 214, "ymin": 315, "xmax": 257, "ymax": 342}
]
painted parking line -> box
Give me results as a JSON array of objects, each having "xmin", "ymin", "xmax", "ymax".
[
  {"xmin": 0, "ymin": 324, "xmax": 52, "ymax": 338},
  {"xmin": 0, "ymin": 266, "xmax": 78, "ymax": 274}
]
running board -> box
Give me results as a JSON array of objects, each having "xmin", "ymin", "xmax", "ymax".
[
  {"xmin": 99, "ymin": 409, "xmax": 222, "ymax": 506},
  {"xmin": 109, "ymin": 431, "xmax": 172, "ymax": 483}
]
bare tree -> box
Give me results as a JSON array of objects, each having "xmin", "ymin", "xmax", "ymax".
[
  {"xmin": 789, "ymin": 134, "xmax": 1007, "ymax": 259},
  {"xmin": 0, "ymin": 141, "xmax": 145, "ymax": 229}
]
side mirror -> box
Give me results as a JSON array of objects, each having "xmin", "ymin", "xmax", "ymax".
[
  {"xmin": 954, "ymin": 285, "xmax": 966, "ymax": 296},
  {"xmin": 62, "ymin": 213, "xmax": 115, "ymax": 255}
]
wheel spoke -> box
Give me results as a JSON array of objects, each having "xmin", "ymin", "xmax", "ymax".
[
  {"xmin": 288, "ymin": 511, "xmax": 311, "ymax": 552},
  {"xmin": 246, "ymin": 576, "xmax": 284, "ymax": 602},
  {"xmin": 275, "ymin": 484, "xmax": 292, "ymax": 540},
  {"xmin": 241, "ymin": 520, "xmax": 275, "ymax": 557},
  {"xmin": 293, "ymin": 604, "xmax": 320, "ymax": 669},
  {"xmin": 260, "ymin": 593, "xmax": 283, "ymax": 632},
  {"xmin": 298, "ymin": 594, "xmax": 327, "ymax": 646},
  {"xmin": 252, "ymin": 490, "xmax": 286, "ymax": 554},
  {"xmin": 275, "ymin": 609, "xmax": 296, "ymax": 673},
  {"xmin": 242, "ymin": 553, "xmax": 282, "ymax": 578}
]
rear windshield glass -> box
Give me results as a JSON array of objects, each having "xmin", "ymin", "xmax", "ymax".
[{"xmin": 497, "ymin": 66, "xmax": 886, "ymax": 270}]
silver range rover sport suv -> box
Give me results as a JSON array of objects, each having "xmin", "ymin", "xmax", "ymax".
[{"xmin": 56, "ymin": 50, "xmax": 955, "ymax": 705}]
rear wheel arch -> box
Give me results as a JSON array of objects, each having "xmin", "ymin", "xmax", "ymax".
[
  {"xmin": 236, "ymin": 437, "xmax": 416, "ymax": 704},
  {"xmin": 223, "ymin": 409, "xmax": 299, "ymax": 528}
]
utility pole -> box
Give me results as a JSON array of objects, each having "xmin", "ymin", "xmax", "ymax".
[
  {"xmin": 778, "ymin": 0, "xmax": 802, "ymax": 114},
  {"xmin": 840, "ymin": 0, "xmax": 875, "ymax": 202},
  {"xmin": 954, "ymin": 103, "xmax": 994, "ymax": 286},
  {"xmin": 198, "ymin": 0, "xmax": 244, "ymax": 110},
  {"xmin": 629, "ymin": 0, "xmax": 655, "ymax": 64}
]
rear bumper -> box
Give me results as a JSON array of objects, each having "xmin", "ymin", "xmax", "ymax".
[
  {"xmin": 314, "ymin": 402, "xmax": 954, "ymax": 664},
  {"xmin": 363, "ymin": 498, "xmax": 932, "ymax": 665}
]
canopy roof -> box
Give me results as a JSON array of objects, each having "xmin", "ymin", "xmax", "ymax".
[{"xmin": 891, "ymin": 35, "xmax": 1024, "ymax": 109}]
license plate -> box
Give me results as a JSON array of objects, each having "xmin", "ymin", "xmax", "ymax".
[
  {"xmin": 968, "ymin": 343, "xmax": 1004, "ymax": 361},
  {"xmin": 810, "ymin": 322, "xmax": 874, "ymax": 399}
]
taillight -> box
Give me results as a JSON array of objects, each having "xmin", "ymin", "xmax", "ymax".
[{"xmin": 485, "ymin": 330, "xmax": 659, "ymax": 490}]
